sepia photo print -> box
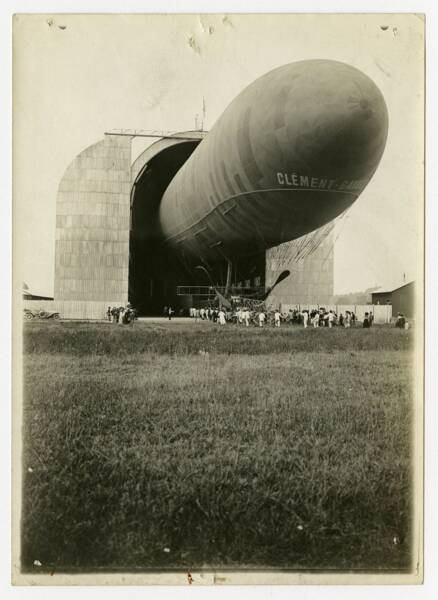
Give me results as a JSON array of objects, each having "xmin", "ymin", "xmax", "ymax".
[{"xmin": 12, "ymin": 12, "xmax": 425, "ymax": 585}]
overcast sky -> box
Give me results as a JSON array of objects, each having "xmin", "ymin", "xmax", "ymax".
[{"xmin": 13, "ymin": 12, "xmax": 424, "ymax": 296}]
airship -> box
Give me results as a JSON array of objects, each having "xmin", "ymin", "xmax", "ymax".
[{"xmin": 158, "ymin": 59, "xmax": 388, "ymax": 267}]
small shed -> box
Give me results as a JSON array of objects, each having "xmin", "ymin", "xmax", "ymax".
[
  {"xmin": 372, "ymin": 281, "xmax": 415, "ymax": 318},
  {"xmin": 371, "ymin": 289, "xmax": 392, "ymax": 306}
]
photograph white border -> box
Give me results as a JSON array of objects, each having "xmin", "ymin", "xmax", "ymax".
[{"xmin": 2, "ymin": 0, "xmax": 437, "ymax": 598}]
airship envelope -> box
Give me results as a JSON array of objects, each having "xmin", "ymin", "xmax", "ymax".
[{"xmin": 159, "ymin": 60, "xmax": 388, "ymax": 261}]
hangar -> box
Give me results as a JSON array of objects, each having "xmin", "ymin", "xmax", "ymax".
[
  {"xmin": 53, "ymin": 129, "xmax": 334, "ymax": 318},
  {"xmin": 53, "ymin": 60, "xmax": 388, "ymax": 319}
]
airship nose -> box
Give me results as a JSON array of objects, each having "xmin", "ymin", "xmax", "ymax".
[
  {"xmin": 260, "ymin": 61, "xmax": 388, "ymax": 181},
  {"xmin": 300, "ymin": 94, "xmax": 387, "ymax": 178}
]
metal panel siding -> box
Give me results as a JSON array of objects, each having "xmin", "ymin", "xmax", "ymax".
[
  {"xmin": 54, "ymin": 135, "xmax": 132, "ymax": 304},
  {"xmin": 266, "ymin": 229, "xmax": 334, "ymax": 307}
]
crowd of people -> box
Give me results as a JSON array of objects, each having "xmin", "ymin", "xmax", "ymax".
[
  {"xmin": 106, "ymin": 303, "xmax": 409, "ymax": 328},
  {"xmin": 106, "ymin": 304, "xmax": 137, "ymax": 324},
  {"xmin": 186, "ymin": 306, "xmax": 381, "ymax": 328}
]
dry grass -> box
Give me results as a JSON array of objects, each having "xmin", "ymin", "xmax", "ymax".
[{"xmin": 21, "ymin": 321, "xmax": 413, "ymax": 571}]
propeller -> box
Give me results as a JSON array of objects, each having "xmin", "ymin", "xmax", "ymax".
[{"xmin": 260, "ymin": 270, "xmax": 290, "ymax": 300}]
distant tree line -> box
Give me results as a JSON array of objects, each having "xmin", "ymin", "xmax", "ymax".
[{"xmin": 333, "ymin": 287, "xmax": 379, "ymax": 305}]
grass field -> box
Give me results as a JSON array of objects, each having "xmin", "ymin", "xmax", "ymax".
[{"xmin": 21, "ymin": 320, "xmax": 414, "ymax": 572}]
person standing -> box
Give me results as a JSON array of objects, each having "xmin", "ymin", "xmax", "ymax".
[
  {"xmin": 318, "ymin": 309, "xmax": 324, "ymax": 327},
  {"xmin": 168, "ymin": 306, "xmax": 173, "ymax": 321},
  {"xmin": 258, "ymin": 311, "xmax": 265, "ymax": 327},
  {"xmin": 363, "ymin": 312, "xmax": 370, "ymax": 328},
  {"xmin": 274, "ymin": 310, "xmax": 281, "ymax": 328},
  {"xmin": 396, "ymin": 312, "xmax": 406, "ymax": 328},
  {"xmin": 106, "ymin": 306, "xmax": 112, "ymax": 322},
  {"xmin": 303, "ymin": 310, "xmax": 309, "ymax": 328},
  {"xmin": 218, "ymin": 309, "xmax": 226, "ymax": 325},
  {"xmin": 328, "ymin": 310, "xmax": 335, "ymax": 328},
  {"xmin": 244, "ymin": 308, "xmax": 250, "ymax": 327}
]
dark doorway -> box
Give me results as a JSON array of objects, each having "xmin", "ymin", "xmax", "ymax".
[{"xmin": 129, "ymin": 141, "xmax": 201, "ymax": 315}]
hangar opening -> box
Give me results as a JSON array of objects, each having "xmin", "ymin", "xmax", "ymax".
[
  {"xmin": 129, "ymin": 135, "xmax": 266, "ymax": 315},
  {"xmin": 129, "ymin": 139, "xmax": 199, "ymax": 315}
]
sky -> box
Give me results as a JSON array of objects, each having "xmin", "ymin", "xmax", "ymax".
[{"xmin": 13, "ymin": 12, "xmax": 424, "ymax": 296}]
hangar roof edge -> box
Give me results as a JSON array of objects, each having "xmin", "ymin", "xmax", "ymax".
[{"xmin": 104, "ymin": 129, "xmax": 207, "ymax": 140}]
